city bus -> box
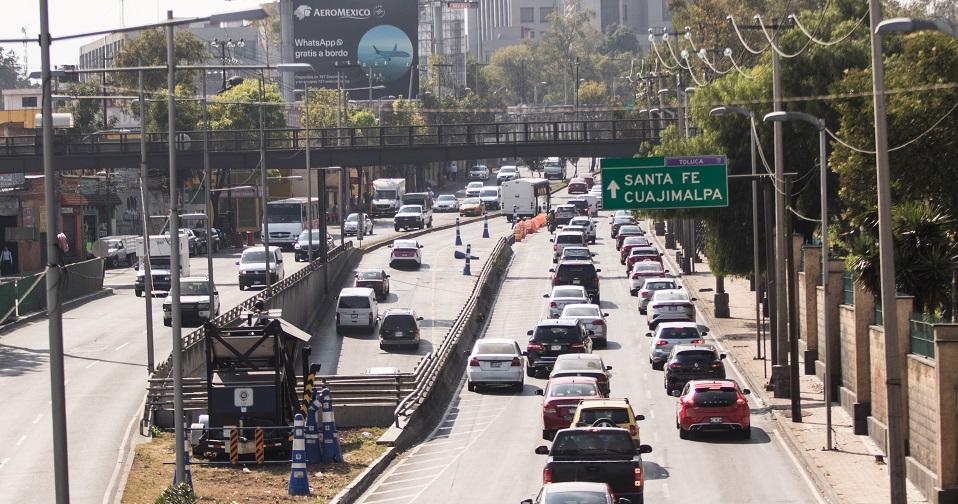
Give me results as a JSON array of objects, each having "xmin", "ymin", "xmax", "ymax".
[{"xmin": 264, "ymin": 197, "xmax": 321, "ymax": 249}]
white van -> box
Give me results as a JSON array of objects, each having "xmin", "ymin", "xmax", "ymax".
[
  {"xmin": 237, "ymin": 246, "xmax": 285, "ymax": 290},
  {"xmin": 336, "ymin": 287, "xmax": 379, "ymax": 332}
]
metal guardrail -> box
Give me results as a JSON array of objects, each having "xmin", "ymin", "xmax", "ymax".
[{"xmin": 842, "ymin": 270, "xmax": 854, "ymax": 306}]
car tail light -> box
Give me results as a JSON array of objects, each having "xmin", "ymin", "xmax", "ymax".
[
  {"xmin": 569, "ymin": 342, "xmax": 586, "ymax": 351},
  {"xmin": 369, "ymin": 312, "xmax": 374, "ymax": 323},
  {"xmin": 641, "ymin": 291, "xmax": 651, "ymax": 298},
  {"xmin": 668, "ymin": 362, "xmax": 681, "ymax": 369},
  {"xmin": 691, "ymin": 339, "xmax": 704, "ymax": 344},
  {"xmin": 511, "ymin": 357, "xmax": 521, "ymax": 367},
  {"xmin": 552, "ymin": 277, "xmax": 559, "ymax": 286},
  {"xmin": 629, "ymin": 424, "xmax": 638, "ymax": 437},
  {"xmin": 543, "ymin": 467, "xmax": 552, "ymax": 484},
  {"xmin": 710, "ymin": 362, "xmax": 723, "ymax": 369},
  {"xmin": 592, "ymin": 320, "xmax": 604, "ymax": 326},
  {"xmin": 543, "ymin": 405, "xmax": 557, "ymax": 414},
  {"xmin": 634, "ymin": 466, "xmax": 643, "ymax": 487},
  {"xmin": 469, "ymin": 357, "xmax": 480, "ymax": 367},
  {"xmin": 549, "ymin": 302, "xmax": 557, "ymax": 308},
  {"xmin": 656, "ymin": 340, "xmax": 669, "ymax": 346},
  {"xmin": 527, "ymin": 342, "xmax": 544, "ymax": 352}
]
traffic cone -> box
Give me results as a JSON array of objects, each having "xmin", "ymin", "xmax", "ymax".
[
  {"xmin": 455, "ymin": 218, "xmax": 463, "ymax": 246},
  {"xmin": 482, "ymin": 213, "xmax": 490, "ymax": 238},
  {"xmin": 288, "ymin": 414, "xmax": 310, "ymax": 496},
  {"xmin": 305, "ymin": 387, "xmax": 322, "ymax": 464},
  {"xmin": 319, "ymin": 388, "xmax": 343, "ymax": 463},
  {"xmin": 463, "ymin": 244, "xmax": 472, "ymax": 276}
]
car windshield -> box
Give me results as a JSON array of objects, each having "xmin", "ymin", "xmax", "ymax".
[
  {"xmin": 630, "ymin": 248, "xmax": 657, "ymax": 256},
  {"xmin": 562, "ymin": 249, "xmax": 591, "ymax": 259},
  {"xmin": 398, "ymin": 205, "xmax": 422, "ymax": 213},
  {"xmin": 613, "ymin": 217, "xmax": 635, "ymax": 224},
  {"xmin": 345, "ymin": 214, "xmax": 360, "ymax": 222},
  {"xmin": 551, "ymin": 430, "xmax": 634, "ymax": 457},
  {"xmin": 658, "ymin": 327, "xmax": 699, "ymax": 339},
  {"xmin": 437, "ymin": 195, "xmax": 456, "ymax": 202},
  {"xmin": 499, "ymin": 166, "xmax": 517, "ymax": 173},
  {"xmin": 356, "ymin": 270, "xmax": 383, "ymax": 280},
  {"xmin": 180, "ymin": 281, "xmax": 210, "ymax": 296},
  {"xmin": 693, "ymin": 388, "xmax": 739, "ymax": 407},
  {"xmin": 533, "ymin": 326, "xmax": 582, "ymax": 343},
  {"xmin": 463, "ymin": 198, "xmax": 481, "ymax": 205},
  {"xmin": 556, "ymin": 234, "xmax": 584, "ymax": 245},
  {"xmin": 619, "ymin": 226, "xmax": 642, "ymax": 234},
  {"xmin": 298, "ymin": 230, "xmax": 322, "ymax": 240},
  {"xmin": 570, "ymin": 218, "xmax": 590, "ymax": 225},
  {"xmin": 107, "ymin": 240, "xmax": 122, "ymax": 248},
  {"xmin": 554, "ymin": 287, "xmax": 585, "ymax": 298},
  {"xmin": 563, "ymin": 306, "xmax": 599, "ymax": 317},
  {"xmin": 338, "ymin": 295, "xmax": 370, "ymax": 309},
  {"xmin": 267, "ymin": 203, "xmax": 302, "ymax": 224},
  {"xmin": 373, "ymin": 189, "xmax": 397, "ymax": 200},
  {"xmin": 645, "ymin": 282, "xmax": 676, "ymax": 290},
  {"xmin": 192, "ymin": 229, "xmax": 207, "ymax": 239},
  {"xmin": 556, "ymin": 264, "xmax": 597, "ymax": 282},
  {"xmin": 476, "ymin": 342, "xmax": 515, "ymax": 354},
  {"xmin": 480, "ymin": 188, "xmax": 499, "ymax": 197},
  {"xmin": 241, "ymin": 250, "xmax": 273, "ymax": 263},
  {"xmin": 675, "ymin": 350, "xmax": 717, "ymax": 363},
  {"xmin": 549, "ymin": 383, "xmax": 599, "ymax": 397},
  {"xmin": 393, "ymin": 241, "xmax": 418, "ymax": 249},
  {"xmin": 554, "ymin": 359, "xmax": 603, "ymax": 371},
  {"xmin": 381, "ymin": 314, "xmax": 417, "ymax": 332},
  {"xmin": 634, "ymin": 263, "xmax": 664, "ymax": 273},
  {"xmin": 468, "ymin": 182, "xmax": 483, "ymax": 188},
  {"xmin": 470, "ymin": 166, "xmax": 486, "ymax": 171},
  {"xmin": 578, "ymin": 408, "xmax": 632, "ymax": 425}
]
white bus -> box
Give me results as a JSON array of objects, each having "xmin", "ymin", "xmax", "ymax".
[
  {"xmin": 264, "ymin": 197, "xmax": 321, "ymax": 249},
  {"xmin": 500, "ymin": 178, "xmax": 552, "ymax": 221}
]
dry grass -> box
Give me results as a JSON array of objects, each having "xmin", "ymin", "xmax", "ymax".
[{"xmin": 122, "ymin": 428, "xmax": 386, "ymax": 504}]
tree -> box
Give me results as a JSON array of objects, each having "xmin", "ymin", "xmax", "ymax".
[
  {"xmin": 577, "ymin": 80, "xmax": 607, "ymax": 106},
  {"xmin": 207, "ymin": 79, "xmax": 285, "ymax": 131},
  {"xmin": 487, "ymin": 44, "xmax": 538, "ymax": 104},
  {"xmin": 599, "ymin": 24, "xmax": 639, "ymax": 55},
  {"xmin": 0, "ymin": 47, "xmax": 30, "ymax": 93},
  {"xmin": 139, "ymin": 84, "xmax": 200, "ymax": 134},
  {"xmin": 112, "ymin": 28, "xmax": 207, "ymax": 91},
  {"xmin": 59, "ymin": 81, "xmax": 116, "ymax": 133}
]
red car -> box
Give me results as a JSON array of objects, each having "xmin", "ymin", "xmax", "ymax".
[
  {"xmin": 568, "ymin": 178, "xmax": 589, "ymax": 194},
  {"xmin": 534, "ymin": 376, "xmax": 601, "ymax": 440},
  {"xmin": 619, "ymin": 236, "xmax": 652, "ymax": 264},
  {"xmin": 674, "ymin": 379, "xmax": 751, "ymax": 439},
  {"xmin": 625, "ymin": 247, "xmax": 662, "ymax": 272},
  {"xmin": 581, "ymin": 175, "xmax": 595, "ymax": 188}
]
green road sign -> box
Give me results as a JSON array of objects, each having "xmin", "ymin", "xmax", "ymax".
[{"xmin": 600, "ymin": 156, "xmax": 729, "ymax": 210}]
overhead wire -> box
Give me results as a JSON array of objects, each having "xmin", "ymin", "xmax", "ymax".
[
  {"xmin": 826, "ymin": 98, "xmax": 958, "ymax": 153},
  {"xmin": 726, "ymin": 15, "xmax": 770, "ymax": 55},
  {"xmin": 788, "ymin": 8, "xmax": 869, "ymax": 47},
  {"xmin": 754, "ymin": 15, "xmax": 814, "ymax": 59}
]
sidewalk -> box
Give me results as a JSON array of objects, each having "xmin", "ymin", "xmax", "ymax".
[{"xmin": 645, "ymin": 223, "xmax": 927, "ymax": 504}]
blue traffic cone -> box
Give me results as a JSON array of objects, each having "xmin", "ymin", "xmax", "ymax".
[
  {"xmin": 455, "ymin": 218, "xmax": 463, "ymax": 246},
  {"xmin": 466, "ymin": 243, "xmax": 471, "ymax": 255},
  {"xmin": 463, "ymin": 254, "xmax": 472, "ymax": 276},
  {"xmin": 288, "ymin": 414, "xmax": 310, "ymax": 496},
  {"xmin": 482, "ymin": 213, "xmax": 490, "ymax": 238},
  {"xmin": 319, "ymin": 388, "xmax": 343, "ymax": 463},
  {"xmin": 172, "ymin": 437, "xmax": 194, "ymax": 489},
  {"xmin": 305, "ymin": 388, "xmax": 322, "ymax": 464}
]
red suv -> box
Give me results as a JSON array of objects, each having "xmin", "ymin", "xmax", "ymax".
[
  {"xmin": 568, "ymin": 178, "xmax": 589, "ymax": 194},
  {"xmin": 615, "ymin": 225, "xmax": 644, "ymax": 250},
  {"xmin": 534, "ymin": 376, "xmax": 601, "ymax": 440},
  {"xmin": 620, "ymin": 236, "xmax": 652, "ymax": 264},
  {"xmin": 625, "ymin": 247, "xmax": 662, "ymax": 273},
  {"xmin": 674, "ymin": 379, "xmax": 751, "ymax": 440}
]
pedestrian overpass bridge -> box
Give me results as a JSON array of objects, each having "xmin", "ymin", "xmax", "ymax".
[{"xmin": 0, "ymin": 118, "xmax": 665, "ymax": 173}]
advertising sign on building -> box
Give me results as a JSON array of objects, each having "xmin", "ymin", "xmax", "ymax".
[{"xmin": 292, "ymin": 0, "xmax": 418, "ymax": 99}]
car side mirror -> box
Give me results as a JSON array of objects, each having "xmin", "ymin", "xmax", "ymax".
[
  {"xmin": 527, "ymin": 330, "xmax": 534, "ymax": 336},
  {"xmin": 605, "ymin": 365, "xmax": 612, "ymax": 371},
  {"xmin": 417, "ymin": 316, "xmax": 424, "ymax": 321},
  {"xmin": 617, "ymin": 499, "xmax": 633, "ymax": 504},
  {"xmin": 534, "ymin": 446, "xmax": 549, "ymax": 455},
  {"xmin": 670, "ymin": 390, "xmax": 681, "ymax": 397},
  {"xmin": 720, "ymin": 353, "xmax": 727, "ymax": 360},
  {"xmin": 596, "ymin": 268, "xmax": 601, "ymax": 272},
  {"xmin": 638, "ymin": 444, "xmax": 653, "ymax": 455},
  {"xmin": 385, "ymin": 274, "xmax": 390, "ymax": 278},
  {"xmin": 690, "ymin": 297, "xmax": 697, "ymax": 302},
  {"xmin": 387, "ymin": 244, "xmax": 393, "ymax": 248},
  {"xmin": 521, "ymin": 351, "xmax": 528, "ymax": 356},
  {"xmin": 419, "ymin": 245, "xmax": 424, "ymax": 249},
  {"xmin": 660, "ymin": 252, "xmax": 664, "ymax": 256},
  {"xmin": 664, "ymin": 269, "xmax": 670, "ymax": 273},
  {"xmin": 234, "ymin": 261, "xmax": 240, "ymax": 266},
  {"xmin": 603, "ymin": 313, "xmax": 609, "ymax": 317},
  {"xmin": 549, "ymin": 238, "xmax": 554, "ymax": 242},
  {"xmin": 534, "ymin": 389, "xmax": 544, "ymax": 396},
  {"xmin": 134, "ymin": 263, "xmax": 139, "ymax": 270},
  {"xmin": 213, "ymin": 291, "xmax": 219, "ymax": 295},
  {"xmin": 549, "ymin": 268, "xmax": 555, "ymax": 273},
  {"xmin": 542, "ymin": 294, "xmax": 549, "ymax": 298},
  {"xmin": 645, "ymin": 332, "xmax": 653, "ymax": 337},
  {"xmin": 742, "ymin": 388, "xmax": 751, "ymax": 395},
  {"xmin": 635, "ymin": 414, "xmax": 645, "ymax": 421}
]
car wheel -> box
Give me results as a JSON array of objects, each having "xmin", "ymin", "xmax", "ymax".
[
  {"xmin": 163, "ymin": 319, "xmax": 172, "ymax": 327},
  {"xmin": 109, "ymin": 256, "xmax": 119, "ymax": 268},
  {"xmin": 239, "ymin": 283, "xmax": 245, "ymax": 291},
  {"xmin": 135, "ymin": 288, "xmax": 143, "ymax": 297},
  {"xmin": 639, "ymin": 308, "xmax": 647, "ymax": 314},
  {"xmin": 394, "ymin": 226, "xmax": 400, "ymax": 232},
  {"xmin": 679, "ymin": 426, "xmax": 690, "ymax": 440},
  {"xmin": 652, "ymin": 362, "xmax": 664, "ymax": 371},
  {"xmin": 467, "ymin": 382, "xmax": 477, "ymax": 392},
  {"xmin": 526, "ymin": 366, "xmax": 536, "ymax": 378}
]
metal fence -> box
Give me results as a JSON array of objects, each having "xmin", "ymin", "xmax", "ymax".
[
  {"xmin": 874, "ymin": 297, "xmax": 883, "ymax": 326},
  {"xmin": 0, "ymin": 259, "xmax": 104, "ymax": 325},
  {"xmin": 842, "ymin": 270, "xmax": 854, "ymax": 305},
  {"xmin": 909, "ymin": 312, "xmax": 938, "ymax": 359}
]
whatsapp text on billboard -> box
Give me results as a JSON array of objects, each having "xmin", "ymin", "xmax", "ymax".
[{"xmin": 292, "ymin": 0, "xmax": 418, "ymax": 98}]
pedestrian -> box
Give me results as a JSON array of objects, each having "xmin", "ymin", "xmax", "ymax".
[
  {"xmin": 0, "ymin": 246, "xmax": 12, "ymax": 276},
  {"xmin": 450, "ymin": 162, "xmax": 458, "ymax": 181}
]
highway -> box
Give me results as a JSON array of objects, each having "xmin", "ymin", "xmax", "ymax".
[
  {"xmin": 0, "ymin": 175, "xmax": 511, "ymax": 504},
  {"xmin": 357, "ymin": 192, "xmax": 824, "ymax": 504}
]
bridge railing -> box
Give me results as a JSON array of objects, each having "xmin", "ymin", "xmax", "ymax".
[{"xmin": 1, "ymin": 118, "xmax": 664, "ymax": 157}]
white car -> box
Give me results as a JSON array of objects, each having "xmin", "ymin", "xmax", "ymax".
[
  {"xmin": 561, "ymin": 225, "xmax": 589, "ymax": 245},
  {"xmin": 647, "ymin": 321, "xmax": 706, "ymax": 370},
  {"xmin": 466, "ymin": 338, "xmax": 525, "ymax": 392},
  {"xmin": 558, "ymin": 246, "xmax": 595, "ymax": 262},
  {"xmin": 629, "ymin": 261, "xmax": 668, "ymax": 295},
  {"xmin": 544, "ymin": 285, "xmax": 589, "ymax": 318},
  {"xmin": 336, "ymin": 287, "xmax": 379, "ymax": 332},
  {"xmin": 237, "ymin": 246, "xmax": 285, "ymax": 290},
  {"xmin": 479, "ymin": 186, "xmax": 501, "ymax": 210},
  {"xmin": 469, "ymin": 165, "xmax": 490, "ymax": 180},
  {"xmin": 552, "ymin": 231, "xmax": 587, "ymax": 262},
  {"xmin": 647, "ymin": 289, "xmax": 696, "ymax": 328},
  {"xmin": 389, "ymin": 239, "xmax": 423, "ymax": 268},
  {"xmin": 559, "ymin": 303, "xmax": 609, "ymax": 347},
  {"xmin": 568, "ymin": 216, "xmax": 596, "ymax": 243},
  {"xmin": 496, "ymin": 165, "xmax": 519, "ymax": 185},
  {"xmin": 163, "ymin": 276, "xmax": 219, "ymax": 327},
  {"xmin": 638, "ymin": 277, "xmax": 680, "ymax": 314},
  {"xmin": 343, "ymin": 213, "xmax": 374, "ymax": 236},
  {"xmin": 465, "ymin": 181, "xmax": 484, "ymax": 197},
  {"xmin": 432, "ymin": 194, "xmax": 460, "ymax": 212}
]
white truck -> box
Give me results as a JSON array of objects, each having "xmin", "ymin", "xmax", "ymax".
[
  {"xmin": 134, "ymin": 233, "xmax": 190, "ymax": 297},
  {"xmin": 92, "ymin": 235, "xmax": 138, "ymax": 268},
  {"xmin": 370, "ymin": 178, "xmax": 407, "ymax": 217},
  {"xmin": 500, "ymin": 178, "xmax": 552, "ymax": 221}
]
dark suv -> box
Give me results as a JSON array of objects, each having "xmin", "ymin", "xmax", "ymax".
[
  {"xmin": 379, "ymin": 308, "xmax": 423, "ymax": 350},
  {"xmin": 664, "ymin": 344, "xmax": 726, "ymax": 394},
  {"xmin": 525, "ymin": 318, "xmax": 593, "ymax": 377},
  {"xmin": 551, "ymin": 260, "xmax": 601, "ymax": 304}
]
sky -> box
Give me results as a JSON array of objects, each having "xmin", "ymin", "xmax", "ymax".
[{"xmin": 1, "ymin": 0, "xmax": 266, "ymax": 76}]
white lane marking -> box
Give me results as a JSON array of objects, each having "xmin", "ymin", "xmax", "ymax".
[
  {"xmin": 648, "ymin": 409, "xmax": 656, "ymax": 419},
  {"xmin": 32, "ymin": 414, "xmax": 43, "ymax": 425},
  {"xmin": 85, "ymin": 360, "xmax": 100, "ymax": 369},
  {"xmin": 114, "ymin": 342, "xmax": 129, "ymax": 351},
  {"xmin": 15, "ymin": 435, "xmax": 27, "ymax": 446},
  {"xmin": 390, "ymin": 465, "xmax": 448, "ymax": 477},
  {"xmin": 645, "ymin": 389, "xmax": 651, "ymax": 399},
  {"xmin": 101, "ymin": 397, "xmax": 147, "ymax": 504},
  {"xmin": 0, "ymin": 458, "xmax": 9, "ymax": 470},
  {"xmin": 377, "ymin": 474, "xmax": 436, "ymax": 486},
  {"xmin": 364, "ymin": 493, "xmax": 420, "ymax": 504},
  {"xmin": 773, "ymin": 431, "xmax": 828, "ymax": 504}
]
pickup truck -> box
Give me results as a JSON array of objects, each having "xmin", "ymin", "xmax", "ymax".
[{"xmin": 535, "ymin": 427, "xmax": 652, "ymax": 504}]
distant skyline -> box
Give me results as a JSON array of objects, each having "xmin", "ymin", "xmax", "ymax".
[{"xmin": 2, "ymin": 0, "xmax": 265, "ymax": 79}]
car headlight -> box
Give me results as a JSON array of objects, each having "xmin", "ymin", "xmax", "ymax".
[
  {"xmin": 294, "ymin": 243, "xmax": 302, "ymax": 249},
  {"xmin": 162, "ymin": 276, "xmax": 170, "ymax": 281},
  {"xmin": 239, "ymin": 270, "xmax": 248, "ymax": 275},
  {"xmin": 163, "ymin": 305, "xmax": 171, "ymax": 312}
]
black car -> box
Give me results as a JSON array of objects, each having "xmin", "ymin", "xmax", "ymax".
[
  {"xmin": 526, "ymin": 319, "xmax": 592, "ymax": 377},
  {"xmin": 379, "ymin": 308, "xmax": 423, "ymax": 350},
  {"xmin": 550, "ymin": 260, "xmax": 601, "ymax": 304},
  {"xmin": 664, "ymin": 344, "xmax": 727, "ymax": 394},
  {"xmin": 610, "ymin": 217, "xmax": 637, "ymax": 238},
  {"xmin": 355, "ymin": 268, "xmax": 390, "ymax": 300}
]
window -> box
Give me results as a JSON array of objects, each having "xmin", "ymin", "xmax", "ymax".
[
  {"xmin": 540, "ymin": 6, "xmax": 554, "ymax": 21},
  {"xmin": 520, "ymin": 7, "xmax": 534, "ymax": 22},
  {"xmin": 21, "ymin": 96, "xmax": 37, "ymax": 108},
  {"xmin": 529, "ymin": 30, "xmax": 536, "ymax": 39}
]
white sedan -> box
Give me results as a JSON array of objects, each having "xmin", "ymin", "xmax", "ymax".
[
  {"xmin": 560, "ymin": 303, "xmax": 609, "ymax": 348},
  {"xmin": 466, "ymin": 338, "xmax": 525, "ymax": 392},
  {"xmin": 388, "ymin": 239, "xmax": 424, "ymax": 268},
  {"xmin": 544, "ymin": 285, "xmax": 589, "ymax": 318},
  {"xmin": 465, "ymin": 181, "xmax": 484, "ymax": 197}
]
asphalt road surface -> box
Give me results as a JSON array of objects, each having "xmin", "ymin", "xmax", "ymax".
[{"xmin": 357, "ymin": 192, "xmax": 824, "ymax": 504}]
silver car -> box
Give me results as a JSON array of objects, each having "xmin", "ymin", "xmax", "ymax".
[
  {"xmin": 647, "ymin": 321, "xmax": 707, "ymax": 370},
  {"xmin": 647, "ymin": 289, "xmax": 696, "ymax": 328},
  {"xmin": 544, "ymin": 286, "xmax": 589, "ymax": 318},
  {"xmin": 568, "ymin": 216, "xmax": 597, "ymax": 243},
  {"xmin": 559, "ymin": 246, "xmax": 595, "ymax": 263},
  {"xmin": 560, "ymin": 303, "xmax": 609, "ymax": 347},
  {"xmin": 552, "ymin": 231, "xmax": 587, "ymax": 262},
  {"xmin": 638, "ymin": 277, "xmax": 680, "ymax": 314},
  {"xmin": 466, "ymin": 338, "xmax": 525, "ymax": 391},
  {"xmin": 343, "ymin": 213, "xmax": 373, "ymax": 236}
]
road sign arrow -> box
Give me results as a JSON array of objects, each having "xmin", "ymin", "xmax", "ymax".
[{"xmin": 607, "ymin": 180, "xmax": 620, "ymax": 199}]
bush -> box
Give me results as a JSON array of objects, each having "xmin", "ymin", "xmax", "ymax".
[{"xmin": 154, "ymin": 483, "xmax": 196, "ymax": 504}]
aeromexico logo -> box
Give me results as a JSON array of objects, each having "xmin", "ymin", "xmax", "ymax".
[{"xmin": 294, "ymin": 4, "xmax": 386, "ymax": 20}]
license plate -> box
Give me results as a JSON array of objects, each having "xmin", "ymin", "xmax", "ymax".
[
  {"xmin": 710, "ymin": 417, "xmax": 723, "ymax": 424},
  {"xmin": 394, "ymin": 331, "xmax": 403, "ymax": 338},
  {"xmin": 572, "ymin": 279, "xmax": 581, "ymax": 285},
  {"xmin": 350, "ymin": 313, "xmax": 358, "ymax": 318},
  {"xmin": 550, "ymin": 345, "xmax": 563, "ymax": 351},
  {"xmin": 490, "ymin": 361, "xmax": 502, "ymax": 368},
  {"xmin": 667, "ymin": 306, "xmax": 678, "ymax": 312}
]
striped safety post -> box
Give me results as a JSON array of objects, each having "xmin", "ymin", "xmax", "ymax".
[
  {"xmin": 482, "ymin": 213, "xmax": 490, "ymax": 238},
  {"xmin": 455, "ymin": 218, "xmax": 462, "ymax": 246},
  {"xmin": 319, "ymin": 388, "xmax": 342, "ymax": 463},
  {"xmin": 463, "ymin": 243, "xmax": 472, "ymax": 276},
  {"xmin": 229, "ymin": 427, "xmax": 239, "ymax": 465},
  {"xmin": 301, "ymin": 365, "xmax": 317, "ymax": 415},
  {"xmin": 255, "ymin": 427, "xmax": 265, "ymax": 465},
  {"xmin": 305, "ymin": 386, "xmax": 322, "ymax": 464},
  {"xmin": 171, "ymin": 435, "xmax": 194, "ymax": 488},
  {"xmin": 288, "ymin": 414, "xmax": 310, "ymax": 496}
]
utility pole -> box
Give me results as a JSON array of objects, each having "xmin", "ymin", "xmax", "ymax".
[
  {"xmin": 201, "ymin": 74, "xmax": 215, "ymax": 316},
  {"xmin": 138, "ymin": 69, "xmax": 155, "ymax": 373},
  {"xmin": 39, "ymin": 0, "xmax": 70, "ymax": 500},
  {"xmin": 258, "ymin": 73, "xmax": 271, "ymax": 295}
]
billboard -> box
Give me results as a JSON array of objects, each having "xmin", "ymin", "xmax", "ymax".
[{"xmin": 292, "ymin": 0, "xmax": 418, "ymax": 99}]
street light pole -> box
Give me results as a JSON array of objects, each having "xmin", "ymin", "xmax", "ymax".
[
  {"xmin": 201, "ymin": 73, "xmax": 215, "ymax": 318},
  {"xmin": 258, "ymin": 73, "xmax": 271, "ymax": 295},
  {"xmin": 38, "ymin": 0, "xmax": 70, "ymax": 500},
  {"xmin": 138, "ymin": 69, "xmax": 155, "ymax": 373},
  {"xmin": 304, "ymin": 83, "xmax": 314, "ymax": 263}
]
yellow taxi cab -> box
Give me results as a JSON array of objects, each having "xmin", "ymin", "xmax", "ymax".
[
  {"xmin": 569, "ymin": 398, "xmax": 644, "ymax": 445},
  {"xmin": 459, "ymin": 197, "xmax": 486, "ymax": 217}
]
